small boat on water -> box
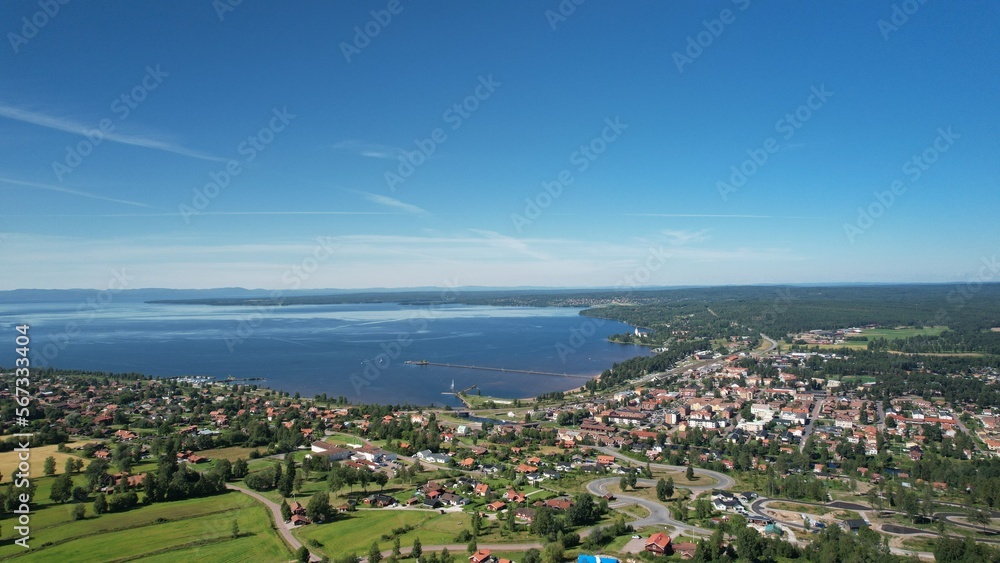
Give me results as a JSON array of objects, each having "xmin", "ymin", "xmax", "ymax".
[{"xmin": 405, "ymin": 360, "xmax": 429, "ymax": 365}]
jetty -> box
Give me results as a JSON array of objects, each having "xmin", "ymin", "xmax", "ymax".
[{"xmin": 405, "ymin": 360, "xmax": 590, "ymax": 379}]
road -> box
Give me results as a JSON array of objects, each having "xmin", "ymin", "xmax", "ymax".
[
  {"xmin": 755, "ymin": 333, "xmax": 778, "ymax": 358},
  {"xmin": 876, "ymin": 400, "xmax": 886, "ymax": 432},
  {"xmin": 226, "ymin": 483, "xmax": 321, "ymax": 562},
  {"xmin": 798, "ymin": 397, "xmax": 827, "ymax": 452},
  {"xmin": 585, "ymin": 477, "xmax": 712, "ymax": 538},
  {"xmin": 749, "ymin": 497, "xmax": 870, "ymax": 519},
  {"xmin": 951, "ymin": 414, "xmax": 981, "ymax": 452},
  {"xmin": 363, "ymin": 447, "xmax": 737, "ymax": 561},
  {"xmin": 638, "ymin": 357, "xmax": 719, "ymax": 385},
  {"xmin": 595, "ymin": 446, "xmax": 736, "ymax": 492},
  {"xmin": 749, "ymin": 496, "xmax": 936, "ymax": 560}
]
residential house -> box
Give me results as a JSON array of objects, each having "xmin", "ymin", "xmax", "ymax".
[{"xmin": 645, "ymin": 532, "xmax": 672, "ymax": 555}]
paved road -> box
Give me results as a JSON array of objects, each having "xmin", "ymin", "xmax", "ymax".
[
  {"xmin": 876, "ymin": 401, "xmax": 886, "ymax": 432},
  {"xmin": 750, "ymin": 497, "xmax": 870, "ymax": 519},
  {"xmin": 756, "ymin": 333, "xmax": 778, "ymax": 357},
  {"xmin": 226, "ymin": 483, "xmax": 321, "ymax": 562},
  {"xmin": 595, "ymin": 446, "xmax": 736, "ymax": 492},
  {"xmin": 952, "ymin": 415, "xmax": 980, "ymax": 452},
  {"xmin": 798, "ymin": 397, "xmax": 826, "ymax": 452},
  {"xmin": 585, "ymin": 477, "xmax": 712, "ymax": 538}
]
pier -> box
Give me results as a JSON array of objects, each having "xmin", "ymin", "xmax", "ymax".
[{"xmin": 405, "ymin": 360, "xmax": 591, "ymax": 379}]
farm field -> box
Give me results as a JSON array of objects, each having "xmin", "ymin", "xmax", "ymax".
[
  {"xmin": 0, "ymin": 487, "xmax": 287, "ymax": 562},
  {"xmin": 0, "ymin": 443, "xmax": 91, "ymax": 486}
]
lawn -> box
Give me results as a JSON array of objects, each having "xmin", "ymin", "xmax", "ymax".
[
  {"xmin": 768, "ymin": 501, "xmax": 832, "ymax": 516},
  {"xmin": 296, "ymin": 501, "xmax": 597, "ymax": 560},
  {"xmin": 0, "ymin": 490, "xmax": 287, "ymax": 562},
  {"xmin": 197, "ymin": 445, "xmax": 260, "ymax": 463},
  {"xmin": 294, "ymin": 509, "xmax": 437, "ymax": 558},
  {"xmin": 900, "ymin": 537, "xmax": 938, "ymax": 552}
]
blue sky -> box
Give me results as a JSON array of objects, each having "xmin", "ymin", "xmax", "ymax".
[{"xmin": 1, "ymin": 1, "xmax": 998, "ymax": 290}]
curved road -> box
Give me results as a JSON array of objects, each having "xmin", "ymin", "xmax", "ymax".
[
  {"xmin": 226, "ymin": 483, "xmax": 321, "ymax": 562},
  {"xmin": 595, "ymin": 446, "xmax": 736, "ymax": 492},
  {"xmin": 585, "ymin": 477, "xmax": 712, "ymax": 538},
  {"xmin": 749, "ymin": 497, "xmax": 937, "ymax": 560}
]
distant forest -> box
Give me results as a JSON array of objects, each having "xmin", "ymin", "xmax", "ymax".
[{"xmin": 151, "ymin": 283, "xmax": 1000, "ymax": 355}]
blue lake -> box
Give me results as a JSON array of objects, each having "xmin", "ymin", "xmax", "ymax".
[{"xmin": 0, "ymin": 296, "xmax": 649, "ymax": 406}]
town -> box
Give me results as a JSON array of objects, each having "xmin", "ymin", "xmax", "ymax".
[{"xmin": 3, "ymin": 321, "xmax": 1000, "ymax": 562}]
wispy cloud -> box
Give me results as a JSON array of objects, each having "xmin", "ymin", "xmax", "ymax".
[
  {"xmin": 468, "ymin": 229, "xmax": 550, "ymax": 260},
  {"xmin": 332, "ymin": 140, "xmax": 405, "ymax": 160},
  {"xmin": 0, "ymin": 176, "xmax": 151, "ymax": 208},
  {"xmin": 357, "ymin": 191, "xmax": 428, "ymax": 215},
  {"xmin": 0, "ymin": 102, "xmax": 224, "ymax": 162},
  {"xmin": 627, "ymin": 213, "xmax": 815, "ymax": 219},
  {"xmin": 661, "ymin": 228, "xmax": 710, "ymax": 246},
  {"xmin": 8, "ymin": 210, "xmax": 406, "ymax": 218},
  {"xmin": 0, "ymin": 231, "xmax": 804, "ymax": 290}
]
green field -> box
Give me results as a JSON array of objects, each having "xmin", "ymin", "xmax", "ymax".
[
  {"xmin": 813, "ymin": 326, "xmax": 948, "ymax": 350},
  {"xmin": 0, "ymin": 487, "xmax": 288, "ymax": 562},
  {"xmin": 293, "ymin": 509, "xmax": 438, "ymax": 558}
]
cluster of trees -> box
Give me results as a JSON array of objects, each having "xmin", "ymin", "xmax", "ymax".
[
  {"xmin": 801, "ymin": 524, "xmax": 900, "ymax": 562},
  {"xmin": 585, "ymin": 339, "xmax": 704, "ymax": 391},
  {"xmin": 528, "ymin": 494, "xmax": 607, "ymax": 542},
  {"xmin": 871, "ymin": 330, "xmax": 1000, "ymax": 356},
  {"xmin": 760, "ymin": 471, "xmax": 828, "ymax": 502},
  {"xmin": 692, "ymin": 515, "xmax": 801, "ymax": 562},
  {"xmin": 583, "ymin": 516, "xmax": 633, "ymax": 551},
  {"xmin": 244, "ymin": 462, "xmax": 284, "ymax": 492},
  {"xmin": 909, "ymin": 457, "xmax": 1000, "ymax": 506},
  {"xmin": 934, "ymin": 536, "xmax": 1000, "ymax": 563},
  {"xmin": 656, "ymin": 476, "xmax": 675, "ymax": 501},
  {"xmin": 326, "ymin": 461, "xmax": 390, "ymax": 495}
]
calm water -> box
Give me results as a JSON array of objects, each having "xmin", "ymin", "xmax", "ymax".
[{"xmin": 0, "ymin": 295, "xmax": 648, "ymax": 406}]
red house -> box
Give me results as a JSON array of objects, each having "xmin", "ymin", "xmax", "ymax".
[{"xmin": 645, "ymin": 532, "xmax": 672, "ymax": 555}]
